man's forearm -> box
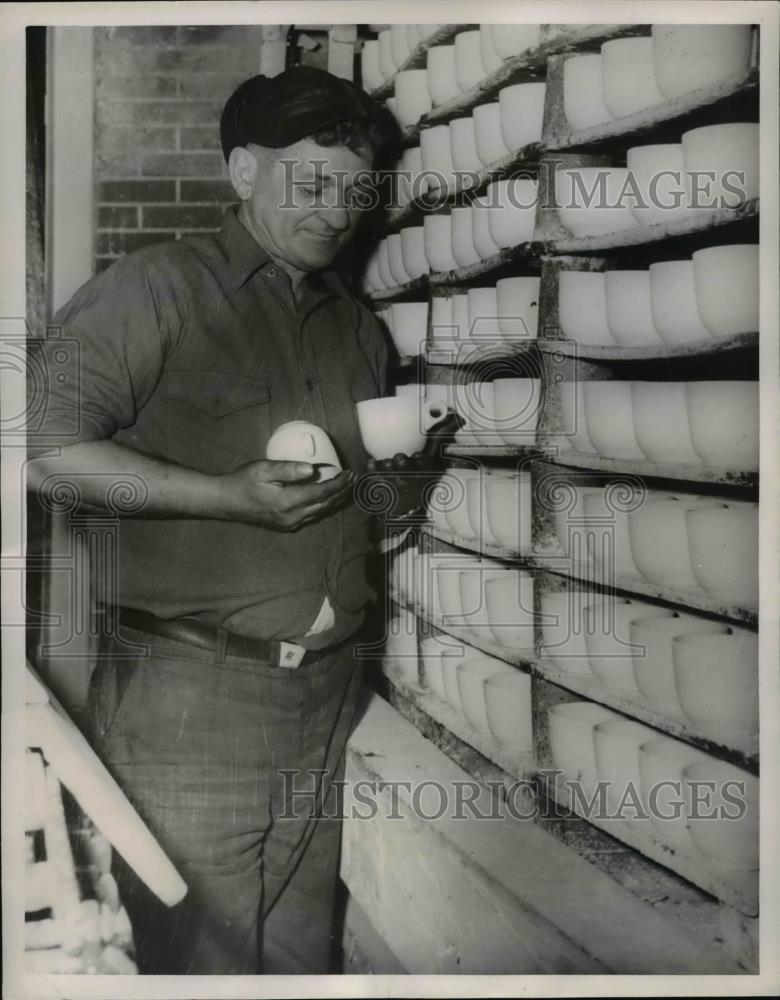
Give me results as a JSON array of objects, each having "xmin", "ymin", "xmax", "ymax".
[{"xmin": 26, "ymin": 440, "xmax": 229, "ymax": 519}]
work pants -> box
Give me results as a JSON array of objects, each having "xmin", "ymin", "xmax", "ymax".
[{"xmin": 87, "ymin": 625, "xmax": 362, "ymax": 974}]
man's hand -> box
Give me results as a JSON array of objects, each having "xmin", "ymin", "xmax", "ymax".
[
  {"xmin": 221, "ymin": 460, "xmax": 355, "ymax": 530},
  {"xmin": 361, "ymin": 411, "xmax": 465, "ymax": 518}
]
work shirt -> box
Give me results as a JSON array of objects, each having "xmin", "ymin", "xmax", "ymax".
[{"xmin": 34, "ymin": 207, "xmax": 389, "ymax": 647}]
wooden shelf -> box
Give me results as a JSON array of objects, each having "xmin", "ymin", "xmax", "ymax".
[
  {"xmin": 429, "ymin": 240, "xmax": 543, "ymax": 285},
  {"xmin": 421, "ymin": 521, "xmax": 533, "ymax": 563},
  {"xmin": 396, "ymin": 590, "xmax": 536, "ymax": 671},
  {"xmin": 537, "ymin": 330, "xmax": 758, "ymax": 363},
  {"xmin": 425, "ymin": 200, "xmax": 758, "ymax": 287},
  {"xmin": 382, "ymin": 661, "xmax": 536, "ymax": 781},
  {"xmin": 528, "ymin": 555, "xmax": 758, "ymax": 627},
  {"xmin": 444, "ymin": 442, "xmax": 552, "ymax": 458},
  {"xmin": 543, "ymin": 67, "xmax": 758, "ymax": 152},
  {"xmin": 386, "ymin": 143, "xmax": 543, "ymax": 231},
  {"xmin": 545, "ymin": 450, "xmax": 758, "ymax": 489},
  {"xmin": 539, "ymin": 776, "xmax": 758, "ymax": 917},
  {"xmin": 402, "ymin": 24, "xmax": 641, "ymax": 138},
  {"xmin": 367, "ymin": 273, "xmax": 429, "ymax": 302},
  {"xmin": 426, "ymin": 338, "xmax": 539, "ymax": 366},
  {"xmin": 393, "ymin": 588, "xmax": 757, "ymax": 771},
  {"xmin": 541, "ymin": 198, "xmax": 759, "ymax": 255},
  {"xmin": 533, "ymin": 655, "xmax": 758, "ymax": 769},
  {"xmin": 369, "ymin": 24, "xmax": 473, "ymax": 102}
]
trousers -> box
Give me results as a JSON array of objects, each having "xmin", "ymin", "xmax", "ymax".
[{"xmin": 87, "ymin": 623, "xmax": 363, "ymax": 974}]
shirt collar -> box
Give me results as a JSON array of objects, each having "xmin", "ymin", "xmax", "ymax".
[{"xmin": 218, "ymin": 206, "xmax": 352, "ymax": 302}]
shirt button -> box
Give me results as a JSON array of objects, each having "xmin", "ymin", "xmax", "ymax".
[
  {"xmin": 305, "ymin": 379, "xmax": 315, "ymax": 392},
  {"xmin": 266, "ymin": 267, "xmax": 276, "ymax": 277}
]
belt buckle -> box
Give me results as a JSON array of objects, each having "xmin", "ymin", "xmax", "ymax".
[{"xmin": 277, "ymin": 641, "xmax": 305, "ymax": 669}]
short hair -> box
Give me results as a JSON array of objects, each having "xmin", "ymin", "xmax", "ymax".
[{"xmin": 310, "ymin": 118, "xmax": 384, "ymax": 162}]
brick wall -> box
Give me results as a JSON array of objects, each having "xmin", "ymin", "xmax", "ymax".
[{"xmin": 93, "ymin": 25, "xmax": 267, "ymax": 272}]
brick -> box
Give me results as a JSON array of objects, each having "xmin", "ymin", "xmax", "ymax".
[
  {"xmin": 97, "ymin": 206, "xmax": 139, "ymax": 229},
  {"xmin": 106, "ymin": 26, "xmax": 179, "ymax": 45},
  {"xmin": 100, "ymin": 100, "xmax": 224, "ymax": 127},
  {"xmin": 95, "ymin": 126, "xmax": 140, "ymax": 174},
  {"xmin": 176, "ymin": 72, "xmax": 248, "ymax": 100},
  {"xmin": 98, "ymin": 44, "xmax": 261, "ymax": 76},
  {"xmin": 98, "ymin": 74, "xmax": 178, "ymax": 99},
  {"xmin": 142, "ymin": 205, "xmax": 223, "ymax": 229},
  {"xmin": 179, "ymin": 179, "xmax": 235, "ymax": 202},
  {"xmin": 179, "ymin": 126, "xmax": 222, "ymax": 151},
  {"xmin": 96, "ymin": 231, "xmax": 176, "ymax": 256},
  {"xmin": 98, "ymin": 179, "xmax": 176, "ymax": 203},
  {"xmin": 95, "ymin": 126, "xmax": 177, "ymax": 174},
  {"xmin": 140, "ymin": 152, "xmax": 225, "ymax": 177}
]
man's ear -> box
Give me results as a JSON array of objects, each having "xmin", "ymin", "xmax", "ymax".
[{"xmin": 228, "ymin": 146, "xmax": 258, "ymax": 201}]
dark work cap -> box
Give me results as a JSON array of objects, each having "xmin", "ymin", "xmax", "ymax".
[{"xmin": 220, "ymin": 66, "xmax": 384, "ymax": 161}]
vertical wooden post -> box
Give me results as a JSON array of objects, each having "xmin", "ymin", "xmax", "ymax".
[
  {"xmin": 260, "ymin": 25, "xmax": 291, "ymax": 76},
  {"xmin": 328, "ymin": 25, "xmax": 357, "ymax": 80}
]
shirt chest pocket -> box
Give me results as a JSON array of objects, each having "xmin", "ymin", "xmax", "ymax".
[{"xmin": 167, "ymin": 371, "xmax": 272, "ymax": 474}]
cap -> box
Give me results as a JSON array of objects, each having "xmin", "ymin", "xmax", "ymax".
[{"xmin": 220, "ymin": 66, "xmax": 382, "ymax": 161}]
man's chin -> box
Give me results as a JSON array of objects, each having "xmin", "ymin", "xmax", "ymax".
[{"xmin": 295, "ymin": 242, "xmax": 342, "ymax": 271}]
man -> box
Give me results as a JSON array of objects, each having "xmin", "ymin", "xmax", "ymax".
[{"xmin": 28, "ymin": 66, "xmax": 452, "ymax": 974}]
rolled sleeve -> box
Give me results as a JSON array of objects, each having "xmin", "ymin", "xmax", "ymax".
[{"xmin": 30, "ymin": 253, "xmax": 178, "ymax": 448}]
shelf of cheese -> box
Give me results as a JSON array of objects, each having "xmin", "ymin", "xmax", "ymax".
[
  {"xmin": 387, "ymin": 143, "xmax": 543, "ymax": 231},
  {"xmin": 391, "ymin": 580, "xmax": 757, "ymax": 781},
  {"xmin": 541, "ymin": 198, "xmax": 759, "ymax": 255},
  {"xmin": 542, "ymin": 64, "xmax": 758, "ymax": 152},
  {"xmin": 369, "ymin": 24, "xmax": 472, "ymax": 101},
  {"xmin": 382, "ymin": 656, "xmax": 536, "ymax": 781},
  {"xmin": 403, "ymin": 24, "xmax": 641, "ymax": 138},
  {"xmin": 530, "ymin": 553, "xmax": 758, "ymax": 628},
  {"xmin": 537, "ymin": 772, "xmax": 758, "ymax": 917}
]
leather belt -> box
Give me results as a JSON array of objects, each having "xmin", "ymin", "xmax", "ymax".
[{"xmin": 116, "ymin": 607, "xmax": 328, "ymax": 669}]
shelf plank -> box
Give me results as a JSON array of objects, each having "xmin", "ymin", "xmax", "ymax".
[
  {"xmin": 533, "ymin": 656, "xmax": 758, "ymax": 769},
  {"xmin": 537, "ymin": 330, "xmax": 758, "ymax": 363},
  {"xmin": 382, "ymin": 661, "xmax": 536, "ymax": 781},
  {"xmin": 444, "ymin": 442, "xmax": 553, "ymax": 458},
  {"xmin": 544, "ymin": 450, "xmax": 758, "ymax": 488},
  {"xmin": 538, "ymin": 776, "xmax": 759, "ymax": 917},
  {"xmin": 426, "ymin": 338, "xmax": 539, "ymax": 366},
  {"xmin": 429, "ymin": 240, "xmax": 543, "ymax": 286},
  {"xmin": 528, "ymin": 555, "xmax": 758, "ymax": 627},
  {"xmin": 395, "ymin": 586, "xmax": 758, "ymax": 769},
  {"xmin": 369, "ymin": 24, "xmax": 472, "ymax": 102},
  {"xmin": 543, "ymin": 67, "xmax": 758, "ymax": 152},
  {"xmin": 367, "ymin": 273, "xmax": 429, "ymax": 303},
  {"xmin": 541, "ymin": 198, "xmax": 759, "ymax": 255},
  {"xmin": 421, "ymin": 521, "xmax": 533, "ymax": 564}
]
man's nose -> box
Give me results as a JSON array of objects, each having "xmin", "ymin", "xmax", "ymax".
[{"xmin": 322, "ymin": 203, "xmax": 352, "ymax": 232}]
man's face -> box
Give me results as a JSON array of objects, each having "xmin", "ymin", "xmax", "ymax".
[{"xmin": 242, "ymin": 138, "xmax": 373, "ymax": 273}]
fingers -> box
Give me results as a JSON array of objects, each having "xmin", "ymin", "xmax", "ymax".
[
  {"xmin": 282, "ymin": 469, "xmax": 355, "ymax": 513},
  {"xmin": 259, "ymin": 459, "xmax": 315, "ymax": 483}
]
